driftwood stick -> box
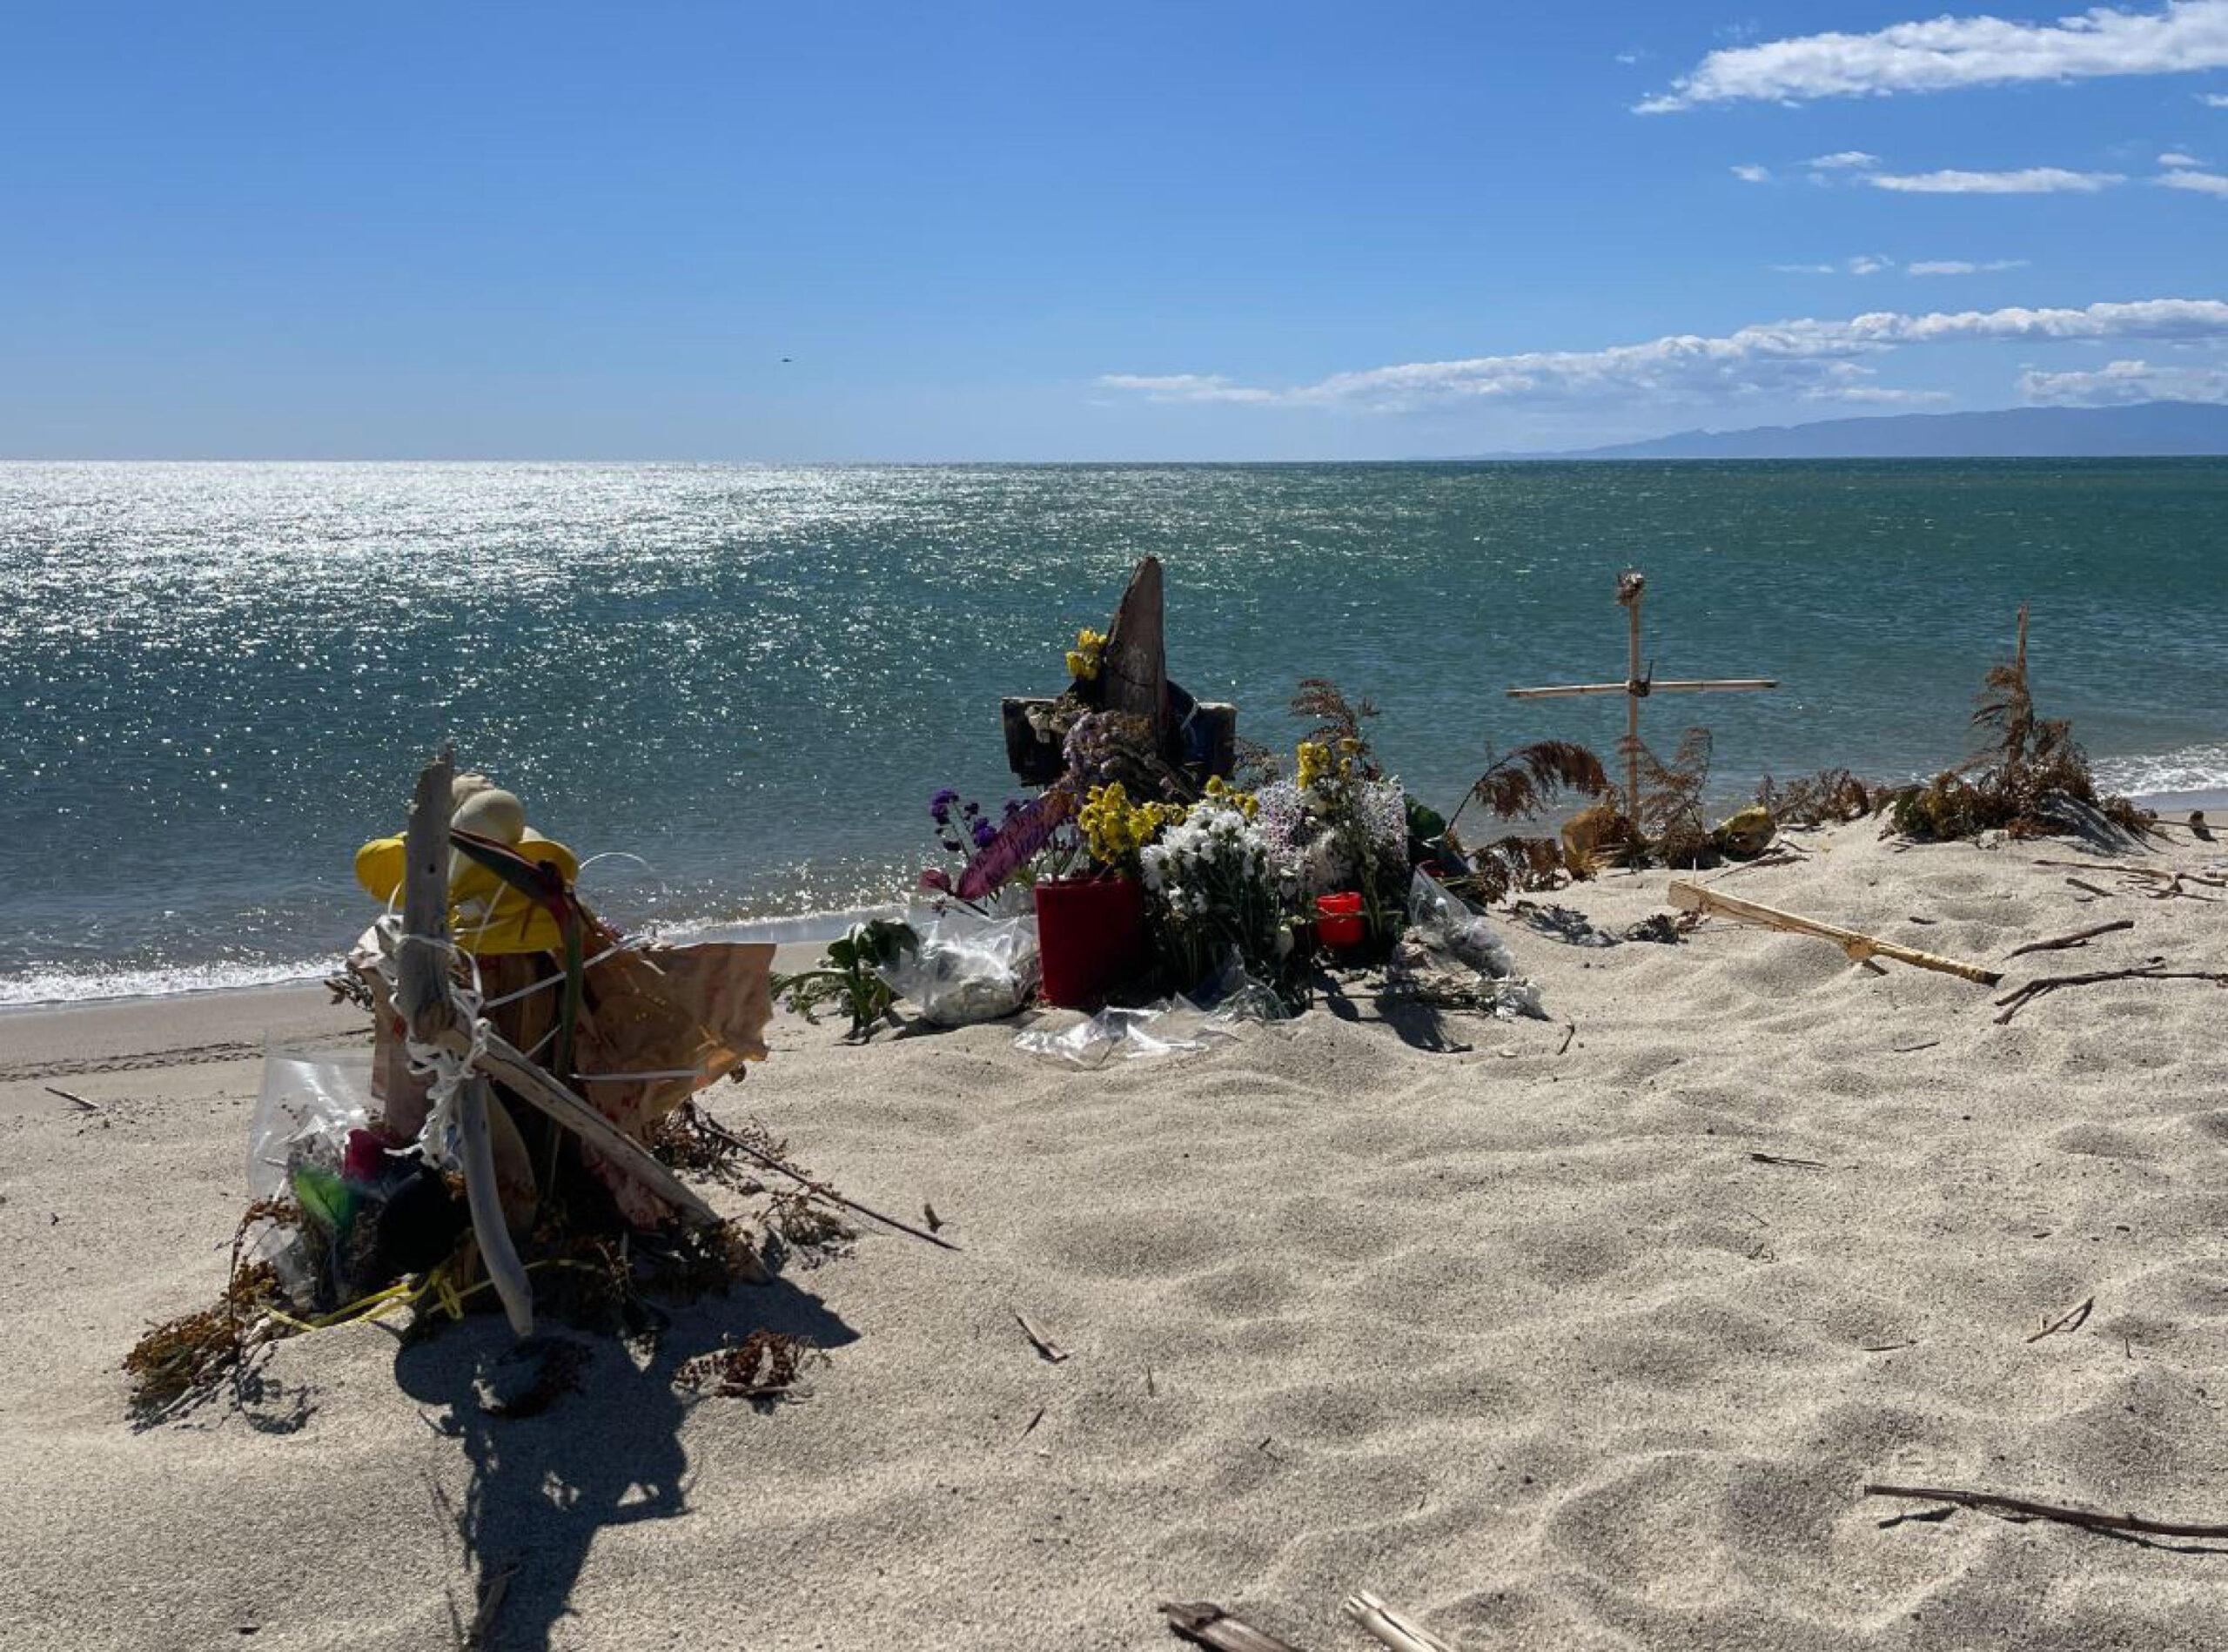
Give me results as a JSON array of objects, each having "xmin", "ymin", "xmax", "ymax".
[
  {"xmin": 44, "ymin": 1085, "xmax": 99, "ymax": 1113},
  {"xmin": 1341, "ymin": 1592, "xmax": 1457, "ymax": 1652},
  {"xmin": 1992, "ymin": 961, "xmax": 2228, "ymax": 1024},
  {"xmin": 1669, "ymin": 882, "xmax": 2002, "ymax": 985},
  {"xmin": 2003, "ymin": 919, "xmax": 2133, "ymax": 959},
  {"xmin": 399, "ymin": 751, "xmax": 534, "ymax": 1339},
  {"xmin": 1864, "ymin": 1483, "xmax": 2228, "ymax": 1541},
  {"xmin": 2064, "ymin": 876, "xmax": 2117, "ymax": 900},
  {"xmin": 688, "ymin": 1105, "xmax": 961, "ymax": 1251},
  {"xmin": 2025, "ymin": 1297, "xmax": 2093, "ymax": 1344},
  {"xmin": 1015, "ymin": 1310, "xmax": 1070, "ymax": 1363},
  {"xmin": 1159, "ymin": 1602, "xmax": 1307, "ymax": 1652}
]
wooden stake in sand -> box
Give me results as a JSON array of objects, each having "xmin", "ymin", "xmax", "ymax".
[
  {"xmin": 1668, "ymin": 882, "xmax": 2003, "ymax": 985},
  {"xmin": 1507, "ymin": 569, "xmax": 1776, "ymax": 820},
  {"xmin": 398, "ymin": 750, "xmax": 536, "ymax": 1339}
]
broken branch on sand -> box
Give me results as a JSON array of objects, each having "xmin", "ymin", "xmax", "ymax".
[
  {"xmin": 1993, "ymin": 960, "xmax": 2228, "ymax": 1024},
  {"xmin": 1159, "ymin": 1601, "xmax": 1305, "ymax": 1651},
  {"xmin": 2025, "ymin": 1296, "xmax": 2093, "ymax": 1344},
  {"xmin": 688, "ymin": 1105, "xmax": 961, "ymax": 1252},
  {"xmin": 1864, "ymin": 1483, "xmax": 2228, "ymax": 1541},
  {"xmin": 1015, "ymin": 1310, "xmax": 1070, "ymax": 1363},
  {"xmin": 1668, "ymin": 882, "xmax": 2002, "ymax": 985},
  {"xmin": 2003, "ymin": 919, "xmax": 2134, "ymax": 959},
  {"xmin": 1342, "ymin": 1591, "xmax": 1457, "ymax": 1652}
]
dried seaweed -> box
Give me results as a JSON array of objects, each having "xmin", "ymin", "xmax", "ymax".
[
  {"xmin": 1439, "ymin": 740, "xmax": 1610, "ymax": 903},
  {"xmin": 1889, "ymin": 607, "xmax": 2152, "ymax": 843},
  {"xmin": 1755, "ymin": 767, "xmax": 1878, "ymax": 829},
  {"xmin": 674, "ymin": 1329, "xmax": 823, "ymax": 1400},
  {"xmin": 1627, "ymin": 725, "xmax": 1715, "ymax": 867},
  {"xmin": 124, "ymin": 1198, "xmax": 299, "ymax": 1420}
]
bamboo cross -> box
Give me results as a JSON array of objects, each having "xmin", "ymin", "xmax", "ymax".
[{"xmin": 1506, "ymin": 569, "xmax": 1776, "ymax": 817}]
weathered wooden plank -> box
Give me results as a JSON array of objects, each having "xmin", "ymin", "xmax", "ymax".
[{"xmin": 1669, "ymin": 880, "xmax": 2003, "ymax": 985}]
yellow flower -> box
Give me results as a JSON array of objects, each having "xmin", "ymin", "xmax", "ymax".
[
  {"xmin": 1296, "ymin": 741, "xmax": 1331, "ymax": 790},
  {"xmin": 1066, "ymin": 627, "xmax": 1107, "ymax": 682}
]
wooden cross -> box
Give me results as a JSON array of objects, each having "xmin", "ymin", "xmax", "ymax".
[{"xmin": 1506, "ymin": 569, "xmax": 1776, "ymax": 818}]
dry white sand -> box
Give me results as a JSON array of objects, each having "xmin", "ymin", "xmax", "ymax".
[{"xmin": 5, "ymin": 821, "xmax": 2228, "ymax": 1651}]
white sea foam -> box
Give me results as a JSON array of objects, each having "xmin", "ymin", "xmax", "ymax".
[
  {"xmin": 0, "ymin": 957, "xmax": 338, "ymax": 1011},
  {"xmin": 2097, "ymin": 742, "xmax": 2228, "ymax": 800}
]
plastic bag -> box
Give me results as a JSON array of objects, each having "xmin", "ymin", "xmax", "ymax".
[
  {"xmin": 249, "ymin": 1047, "xmax": 466, "ymax": 1306},
  {"xmin": 1388, "ymin": 870, "xmax": 1545, "ymax": 1020},
  {"xmin": 882, "ymin": 908, "xmax": 1041, "ymax": 1027},
  {"xmin": 1013, "ymin": 954, "xmax": 1287, "ymax": 1066}
]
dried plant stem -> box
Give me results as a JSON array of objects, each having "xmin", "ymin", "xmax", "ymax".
[
  {"xmin": 1993, "ymin": 961, "xmax": 2228, "ymax": 1024},
  {"xmin": 2004, "ymin": 919, "xmax": 2133, "ymax": 959},
  {"xmin": 688, "ymin": 1106, "xmax": 961, "ymax": 1252},
  {"xmin": 1864, "ymin": 1483, "xmax": 2228, "ymax": 1541}
]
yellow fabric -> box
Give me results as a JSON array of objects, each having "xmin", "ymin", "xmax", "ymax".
[{"xmin": 353, "ymin": 834, "xmax": 582, "ymax": 956}]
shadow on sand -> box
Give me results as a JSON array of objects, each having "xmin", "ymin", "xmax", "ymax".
[{"xmin": 394, "ymin": 1277, "xmax": 856, "ymax": 1650}]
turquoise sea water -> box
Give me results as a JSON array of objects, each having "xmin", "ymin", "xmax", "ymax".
[{"xmin": 3, "ymin": 460, "xmax": 2224, "ymax": 1004}]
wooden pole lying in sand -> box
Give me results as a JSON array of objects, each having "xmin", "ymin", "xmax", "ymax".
[
  {"xmin": 1507, "ymin": 569, "xmax": 1776, "ymax": 821},
  {"xmin": 1668, "ymin": 880, "xmax": 2003, "ymax": 985}
]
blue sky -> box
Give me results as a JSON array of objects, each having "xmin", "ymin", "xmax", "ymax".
[{"xmin": 4, "ymin": 2, "xmax": 2227, "ymax": 459}]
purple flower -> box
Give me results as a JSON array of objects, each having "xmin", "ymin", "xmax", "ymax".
[
  {"xmin": 970, "ymin": 816, "xmax": 999, "ymax": 850},
  {"xmin": 929, "ymin": 788, "xmax": 961, "ymax": 825}
]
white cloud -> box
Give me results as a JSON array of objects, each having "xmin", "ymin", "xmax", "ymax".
[
  {"xmin": 2160, "ymin": 149, "xmax": 2206, "ymax": 162},
  {"xmin": 1771, "ymin": 255, "xmax": 1900, "ymax": 273},
  {"xmin": 2019, "ymin": 355, "xmax": 2228, "ymax": 400},
  {"xmin": 1099, "ymin": 299, "xmax": 2228, "ymax": 413},
  {"xmin": 1808, "ymin": 149, "xmax": 1882, "ymax": 169},
  {"xmin": 1639, "ymin": 2, "xmax": 2228, "ymax": 113},
  {"xmin": 1869, "ymin": 166, "xmax": 2124, "ymax": 191},
  {"xmin": 1731, "ymin": 163, "xmax": 1773, "ymax": 182},
  {"xmin": 2203, "ymin": 90, "xmax": 2228, "ymax": 102},
  {"xmin": 1908, "ymin": 258, "xmax": 2033, "ymax": 272},
  {"xmin": 2160, "ymin": 165, "xmax": 2228, "ymax": 190}
]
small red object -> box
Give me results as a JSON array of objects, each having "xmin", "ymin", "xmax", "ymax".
[
  {"xmin": 1035, "ymin": 876, "xmax": 1147, "ymax": 1007},
  {"xmin": 1315, "ymin": 890, "xmax": 1365, "ymax": 950}
]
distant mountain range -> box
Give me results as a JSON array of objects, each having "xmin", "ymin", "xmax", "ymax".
[{"xmin": 1476, "ymin": 400, "xmax": 2228, "ymax": 460}]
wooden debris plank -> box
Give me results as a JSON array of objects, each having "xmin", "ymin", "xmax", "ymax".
[
  {"xmin": 1668, "ymin": 881, "xmax": 2002, "ymax": 986},
  {"xmin": 1158, "ymin": 1601, "xmax": 1308, "ymax": 1652},
  {"xmin": 1342, "ymin": 1591, "xmax": 1457, "ymax": 1652}
]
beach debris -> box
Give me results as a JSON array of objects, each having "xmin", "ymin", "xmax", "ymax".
[
  {"xmin": 1014, "ymin": 1310, "xmax": 1070, "ymax": 1363},
  {"xmin": 2035, "ymin": 858, "xmax": 2225, "ymax": 902},
  {"xmin": 475, "ymin": 1337, "xmax": 593, "ymax": 1419},
  {"xmin": 1992, "ymin": 959, "xmax": 2228, "ymax": 1024},
  {"xmin": 1668, "ymin": 881, "xmax": 2003, "ymax": 984},
  {"xmin": 878, "ymin": 909, "xmax": 1037, "ymax": 1028},
  {"xmin": 2003, "ymin": 918, "xmax": 2135, "ymax": 959},
  {"xmin": 1021, "ymin": 1405, "xmax": 1045, "ymax": 1438},
  {"xmin": 457, "ymin": 1560, "xmax": 518, "ymax": 1651},
  {"xmin": 1507, "ymin": 899, "xmax": 1620, "ymax": 949},
  {"xmin": 1890, "ymin": 1038, "xmax": 1941, "ymax": 1054},
  {"xmin": 2025, "ymin": 1296, "xmax": 2094, "ymax": 1344},
  {"xmin": 1621, "ymin": 911, "xmax": 1696, "ymax": 944},
  {"xmin": 1507, "ymin": 568, "xmax": 1776, "ymax": 858},
  {"xmin": 1755, "ymin": 767, "xmax": 1876, "ymax": 829},
  {"xmin": 1887, "ymin": 607, "xmax": 2151, "ymax": 843},
  {"xmin": 679, "ymin": 1103, "xmax": 961, "ymax": 1252},
  {"xmin": 1556, "ymin": 1022, "xmax": 1578, "ymax": 1055},
  {"xmin": 44, "ymin": 1085, "xmax": 99, "ymax": 1113},
  {"xmin": 1746, "ymin": 1151, "xmax": 1829, "ymax": 1171},
  {"xmin": 2064, "ymin": 876, "xmax": 2117, "ymax": 901},
  {"xmin": 1863, "ymin": 1482, "xmax": 2228, "ymax": 1541},
  {"xmin": 674, "ymin": 1330, "xmax": 823, "ymax": 1401},
  {"xmin": 923, "ymin": 1201, "xmax": 943, "ymax": 1232},
  {"xmin": 1342, "ymin": 1590, "xmax": 1458, "ymax": 1652},
  {"xmin": 1159, "ymin": 1601, "xmax": 1308, "ymax": 1651}
]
